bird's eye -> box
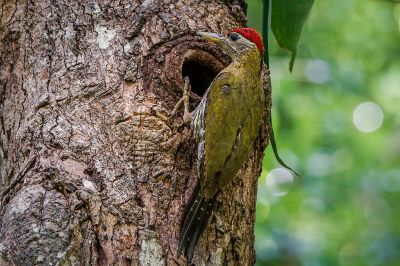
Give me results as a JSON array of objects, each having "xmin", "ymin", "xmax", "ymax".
[{"xmin": 229, "ymin": 33, "xmax": 240, "ymax": 41}]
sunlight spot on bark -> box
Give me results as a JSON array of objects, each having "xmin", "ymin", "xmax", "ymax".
[
  {"xmin": 139, "ymin": 238, "xmax": 164, "ymax": 265},
  {"xmin": 124, "ymin": 43, "xmax": 131, "ymax": 52},
  {"xmin": 92, "ymin": 3, "xmax": 102, "ymax": 15},
  {"xmin": 0, "ymin": 243, "xmax": 6, "ymax": 253},
  {"xmin": 95, "ymin": 25, "xmax": 116, "ymax": 49},
  {"xmin": 64, "ymin": 25, "xmax": 72, "ymax": 39},
  {"xmin": 31, "ymin": 223, "xmax": 39, "ymax": 233},
  {"xmin": 37, "ymin": 255, "xmax": 44, "ymax": 262},
  {"xmin": 83, "ymin": 179, "xmax": 97, "ymax": 192}
]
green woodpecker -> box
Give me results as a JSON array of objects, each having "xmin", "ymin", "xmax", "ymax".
[{"xmin": 173, "ymin": 28, "xmax": 265, "ymax": 261}]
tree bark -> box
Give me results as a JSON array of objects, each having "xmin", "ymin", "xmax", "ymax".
[{"xmin": 0, "ymin": 0, "xmax": 271, "ymax": 265}]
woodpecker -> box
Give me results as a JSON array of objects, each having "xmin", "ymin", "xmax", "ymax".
[{"xmin": 171, "ymin": 28, "xmax": 265, "ymax": 261}]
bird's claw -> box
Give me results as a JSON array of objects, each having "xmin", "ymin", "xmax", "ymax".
[{"xmin": 170, "ymin": 76, "xmax": 193, "ymax": 124}]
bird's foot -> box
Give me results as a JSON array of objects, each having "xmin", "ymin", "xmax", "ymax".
[{"xmin": 170, "ymin": 76, "xmax": 193, "ymax": 124}]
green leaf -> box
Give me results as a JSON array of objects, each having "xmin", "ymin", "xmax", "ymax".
[{"xmin": 270, "ymin": 0, "xmax": 314, "ymax": 71}]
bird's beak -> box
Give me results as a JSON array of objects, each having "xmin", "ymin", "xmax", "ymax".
[{"xmin": 197, "ymin": 32, "xmax": 224, "ymax": 46}]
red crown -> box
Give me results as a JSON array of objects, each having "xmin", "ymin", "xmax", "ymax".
[{"xmin": 232, "ymin": 28, "xmax": 264, "ymax": 56}]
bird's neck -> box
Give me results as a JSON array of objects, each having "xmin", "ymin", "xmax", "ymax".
[{"xmin": 232, "ymin": 48, "xmax": 262, "ymax": 77}]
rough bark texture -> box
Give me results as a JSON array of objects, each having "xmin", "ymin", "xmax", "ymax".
[{"xmin": 0, "ymin": 0, "xmax": 271, "ymax": 265}]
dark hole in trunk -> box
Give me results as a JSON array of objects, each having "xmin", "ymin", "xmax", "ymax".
[
  {"xmin": 181, "ymin": 50, "xmax": 227, "ymax": 97},
  {"xmin": 182, "ymin": 60, "xmax": 219, "ymax": 97}
]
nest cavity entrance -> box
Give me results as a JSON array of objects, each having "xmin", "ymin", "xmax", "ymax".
[{"xmin": 181, "ymin": 50, "xmax": 226, "ymax": 97}]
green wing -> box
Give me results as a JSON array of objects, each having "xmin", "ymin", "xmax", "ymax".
[{"xmin": 202, "ymin": 67, "xmax": 263, "ymax": 198}]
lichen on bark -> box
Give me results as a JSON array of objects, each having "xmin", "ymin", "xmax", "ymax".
[{"xmin": 0, "ymin": 0, "xmax": 271, "ymax": 265}]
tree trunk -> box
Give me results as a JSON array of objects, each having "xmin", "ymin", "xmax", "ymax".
[{"xmin": 0, "ymin": 0, "xmax": 271, "ymax": 265}]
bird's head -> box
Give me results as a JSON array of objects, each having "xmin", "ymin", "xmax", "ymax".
[{"xmin": 197, "ymin": 28, "xmax": 264, "ymax": 60}]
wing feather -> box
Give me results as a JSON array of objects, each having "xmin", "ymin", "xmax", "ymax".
[{"xmin": 202, "ymin": 67, "xmax": 263, "ymax": 197}]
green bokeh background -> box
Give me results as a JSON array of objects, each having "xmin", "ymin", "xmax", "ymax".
[{"xmin": 247, "ymin": 0, "xmax": 400, "ymax": 265}]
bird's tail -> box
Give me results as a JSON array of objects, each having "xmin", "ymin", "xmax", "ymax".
[{"xmin": 178, "ymin": 183, "xmax": 217, "ymax": 261}]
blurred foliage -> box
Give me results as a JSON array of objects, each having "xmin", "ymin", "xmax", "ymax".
[
  {"xmin": 270, "ymin": 0, "xmax": 314, "ymax": 71},
  {"xmin": 247, "ymin": 0, "xmax": 400, "ymax": 265}
]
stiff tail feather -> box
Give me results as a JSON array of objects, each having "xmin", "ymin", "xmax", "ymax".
[{"xmin": 178, "ymin": 184, "xmax": 218, "ymax": 261}]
